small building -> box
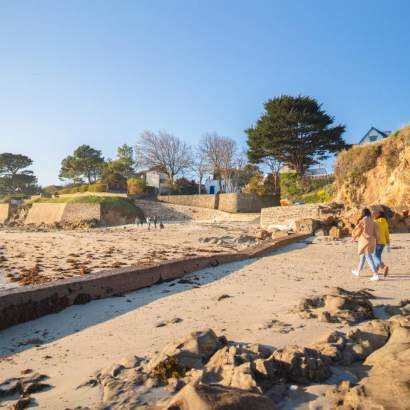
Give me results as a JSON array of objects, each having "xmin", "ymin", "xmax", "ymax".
[
  {"xmin": 204, "ymin": 177, "xmax": 226, "ymax": 194},
  {"xmin": 358, "ymin": 127, "xmax": 391, "ymax": 144},
  {"xmin": 143, "ymin": 169, "xmax": 170, "ymax": 194}
]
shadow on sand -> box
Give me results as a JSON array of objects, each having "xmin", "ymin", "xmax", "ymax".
[{"xmin": 0, "ymin": 241, "xmax": 309, "ymax": 356}]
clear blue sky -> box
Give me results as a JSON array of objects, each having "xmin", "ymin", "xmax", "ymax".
[{"xmin": 1, "ymin": 0, "xmax": 409, "ymax": 185}]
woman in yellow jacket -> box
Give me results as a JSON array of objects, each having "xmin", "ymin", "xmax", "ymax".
[{"xmin": 373, "ymin": 210, "xmax": 390, "ymax": 277}]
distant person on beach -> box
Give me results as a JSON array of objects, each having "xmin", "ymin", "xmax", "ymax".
[
  {"xmin": 373, "ymin": 210, "xmax": 390, "ymax": 277},
  {"xmin": 351, "ymin": 208, "xmax": 380, "ymax": 281},
  {"xmin": 135, "ymin": 216, "xmax": 144, "ymax": 226},
  {"xmin": 153, "ymin": 215, "xmax": 158, "ymax": 229},
  {"xmin": 146, "ymin": 216, "xmax": 152, "ymax": 230}
]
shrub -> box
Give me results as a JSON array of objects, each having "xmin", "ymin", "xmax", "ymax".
[
  {"xmin": 174, "ymin": 178, "xmax": 197, "ymax": 195},
  {"xmin": 88, "ymin": 183, "xmax": 108, "ymax": 192},
  {"xmin": 244, "ymin": 173, "xmax": 279, "ymax": 196},
  {"xmin": 58, "ymin": 188, "xmax": 72, "ymax": 194},
  {"xmin": 280, "ymin": 173, "xmax": 304, "ymax": 198},
  {"xmin": 79, "ymin": 184, "xmax": 89, "ymax": 193},
  {"xmin": 334, "ymin": 144, "xmax": 381, "ymax": 186},
  {"xmin": 302, "ymin": 184, "xmax": 336, "ymax": 203},
  {"xmin": 127, "ymin": 178, "xmax": 145, "ymax": 195}
]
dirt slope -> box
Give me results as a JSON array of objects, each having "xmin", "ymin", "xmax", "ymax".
[{"xmin": 335, "ymin": 125, "xmax": 410, "ymax": 207}]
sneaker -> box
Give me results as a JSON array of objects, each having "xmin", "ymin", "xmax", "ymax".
[
  {"xmin": 352, "ymin": 269, "xmax": 360, "ymax": 277},
  {"xmin": 370, "ymin": 275, "xmax": 380, "ymax": 281}
]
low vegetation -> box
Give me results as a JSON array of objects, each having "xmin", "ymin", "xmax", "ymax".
[{"xmin": 280, "ymin": 173, "xmax": 335, "ymax": 203}]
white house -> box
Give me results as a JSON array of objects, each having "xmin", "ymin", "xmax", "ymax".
[
  {"xmin": 204, "ymin": 177, "xmax": 226, "ymax": 194},
  {"xmin": 358, "ymin": 127, "xmax": 390, "ymax": 144},
  {"xmin": 144, "ymin": 170, "xmax": 170, "ymax": 194}
]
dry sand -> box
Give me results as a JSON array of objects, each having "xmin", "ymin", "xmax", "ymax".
[
  {"xmin": 0, "ymin": 233, "xmax": 409, "ymax": 409},
  {"xmin": 0, "ymin": 221, "xmax": 258, "ymax": 289}
]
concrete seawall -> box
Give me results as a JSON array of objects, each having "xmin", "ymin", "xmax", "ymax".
[
  {"xmin": 0, "ymin": 233, "xmax": 309, "ymax": 330},
  {"xmin": 25, "ymin": 203, "xmax": 101, "ymax": 225}
]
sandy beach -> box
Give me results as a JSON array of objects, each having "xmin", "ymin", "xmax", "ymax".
[
  {"xmin": 0, "ymin": 220, "xmax": 258, "ymax": 289},
  {"xmin": 1, "ymin": 233, "xmax": 409, "ymax": 409}
]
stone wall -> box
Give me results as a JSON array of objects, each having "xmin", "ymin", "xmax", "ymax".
[
  {"xmin": 0, "ymin": 203, "xmax": 10, "ymax": 223},
  {"xmin": 260, "ymin": 204, "xmax": 322, "ymax": 228},
  {"xmin": 25, "ymin": 203, "xmax": 101, "ymax": 225},
  {"xmin": 61, "ymin": 203, "xmax": 101, "ymax": 222},
  {"xmin": 158, "ymin": 194, "xmax": 217, "ymax": 209},
  {"xmin": 158, "ymin": 193, "xmax": 278, "ymax": 213},
  {"xmin": 25, "ymin": 203, "xmax": 66, "ymax": 225}
]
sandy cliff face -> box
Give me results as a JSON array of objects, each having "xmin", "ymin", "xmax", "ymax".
[{"xmin": 335, "ymin": 126, "xmax": 410, "ymax": 208}]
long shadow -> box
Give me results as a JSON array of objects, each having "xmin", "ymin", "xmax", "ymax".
[{"xmin": 0, "ymin": 241, "xmax": 308, "ymax": 356}]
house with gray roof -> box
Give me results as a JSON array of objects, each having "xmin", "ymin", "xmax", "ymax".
[{"xmin": 358, "ymin": 127, "xmax": 391, "ymax": 144}]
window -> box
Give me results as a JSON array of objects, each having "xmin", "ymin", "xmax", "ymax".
[{"xmin": 369, "ymin": 136, "xmax": 378, "ymax": 142}]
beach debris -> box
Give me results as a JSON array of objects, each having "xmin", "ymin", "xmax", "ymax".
[
  {"xmin": 156, "ymin": 317, "xmax": 183, "ymax": 328},
  {"xmin": 255, "ymin": 229, "xmax": 270, "ymax": 240},
  {"xmin": 216, "ymin": 294, "xmax": 232, "ymax": 301}
]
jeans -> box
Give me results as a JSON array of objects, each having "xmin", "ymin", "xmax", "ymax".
[
  {"xmin": 373, "ymin": 244, "xmax": 385, "ymax": 269},
  {"xmin": 357, "ymin": 253, "xmax": 377, "ymax": 273}
]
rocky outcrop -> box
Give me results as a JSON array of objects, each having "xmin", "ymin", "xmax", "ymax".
[
  {"xmin": 297, "ymin": 287, "xmax": 375, "ymax": 324},
  {"xmin": 335, "ymin": 125, "xmax": 410, "ymax": 208},
  {"xmin": 166, "ymin": 382, "xmax": 277, "ymax": 410},
  {"xmin": 0, "ymin": 371, "xmax": 51, "ymax": 409},
  {"xmin": 72, "ymin": 292, "xmax": 409, "ymax": 410},
  {"xmin": 86, "ymin": 328, "xmax": 331, "ymax": 409},
  {"xmin": 325, "ymin": 315, "xmax": 410, "ymax": 409}
]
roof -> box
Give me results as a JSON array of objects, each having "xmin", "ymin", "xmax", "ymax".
[
  {"xmin": 306, "ymin": 167, "xmax": 328, "ymax": 176},
  {"xmin": 358, "ymin": 127, "xmax": 390, "ymax": 144}
]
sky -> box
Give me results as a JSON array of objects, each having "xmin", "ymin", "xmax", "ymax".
[{"xmin": 1, "ymin": 0, "xmax": 409, "ymax": 185}]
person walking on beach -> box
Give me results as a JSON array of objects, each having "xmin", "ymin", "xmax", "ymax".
[
  {"xmin": 351, "ymin": 208, "xmax": 380, "ymax": 281},
  {"xmin": 373, "ymin": 210, "xmax": 390, "ymax": 277},
  {"xmin": 146, "ymin": 216, "xmax": 152, "ymax": 230}
]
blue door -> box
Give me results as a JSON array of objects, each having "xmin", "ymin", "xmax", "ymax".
[{"xmin": 210, "ymin": 186, "xmax": 215, "ymax": 194}]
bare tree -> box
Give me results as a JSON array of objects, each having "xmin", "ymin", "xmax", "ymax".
[
  {"xmin": 262, "ymin": 156, "xmax": 283, "ymax": 194},
  {"xmin": 192, "ymin": 148, "xmax": 210, "ymax": 194},
  {"xmin": 136, "ymin": 131, "xmax": 192, "ymax": 182},
  {"xmin": 200, "ymin": 133, "xmax": 237, "ymax": 192}
]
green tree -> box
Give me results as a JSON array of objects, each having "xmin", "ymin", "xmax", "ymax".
[
  {"xmin": 0, "ymin": 153, "xmax": 38, "ymax": 194},
  {"xmin": 59, "ymin": 145, "xmax": 104, "ymax": 184},
  {"xmin": 174, "ymin": 177, "xmax": 198, "ymax": 194},
  {"xmin": 116, "ymin": 144, "xmax": 136, "ymax": 178},
  {"xmin": 246, "ymin": 95, "xmax": 347, "ymax": 175},
  {"xmin": 101, "ymin": 161, "xmax": 127, "ymax": 191}
]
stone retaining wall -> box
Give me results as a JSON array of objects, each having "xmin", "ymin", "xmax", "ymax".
[
  {"xmin": 159, "ymin": 193, "xmax": 278, "ymax": 213},
  {"xmin": 261, "ymin": 204, "xmax": 322, "ymax": 228},
  {"xmin": 0, "ymin": 233, "xmax": 309, "ymax": 330},
  {"xmin": 25, "ymin": 203, "xmax": 100, "ymax": 225},
  {"xmin": 0, "ymin": 203, "xmax": 11, "ymax": 223},
  {"xmin": 158, "ymin": 194, "xmax": 217, "ymax": 209}
]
